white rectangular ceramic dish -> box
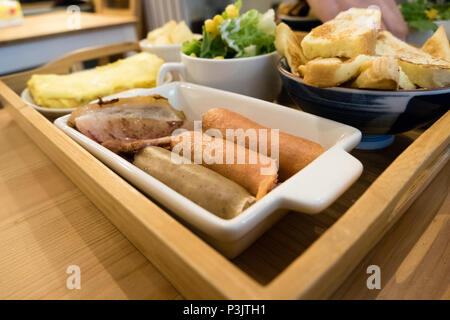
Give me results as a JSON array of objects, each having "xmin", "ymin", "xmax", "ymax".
[{"xmin": 54, "ymin": 82, "xmax": 363, "ymax": 258}]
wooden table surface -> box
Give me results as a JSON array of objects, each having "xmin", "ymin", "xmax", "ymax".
[
  {"xmin": 0, "ymin": 12, "xmax": 136, "ymax": 45},
  {"xmin": 0, "ymin": 108, "xmax": 448, "ymax": 299}
]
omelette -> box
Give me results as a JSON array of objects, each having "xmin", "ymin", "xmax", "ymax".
[{"xmin": 27, "ymin": 52, "xmax": 164, "ymax": 109}]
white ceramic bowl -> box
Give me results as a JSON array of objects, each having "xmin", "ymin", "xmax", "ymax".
[
  {"xmin": 157, "ymin": 51, "xmax": 283, "ymax": 101},
  {"xmin": 54, "ymin": 82, "xmax": 363, "ymax": 258},
  {"xmin": 139, "ymin": 34, "xmax": 201, "ymax": 62}
]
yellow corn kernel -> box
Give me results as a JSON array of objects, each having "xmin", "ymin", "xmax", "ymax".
[
  {"xmin": 213, "ymin": 14, "xmax": 224, "ymax": 26},
  {"xmin": 226, "ymin": 5, "xmax": 239, "ymax": 18},
  {"xmin": 214, "ymin": 56, "xmax": 224, "ymax": 59},
  {"xmin": 425, "ymin": 8, "xmax": 438, "ymax": 20},
  {"xmin": 204, "ymin": 19, "xmax": 216, "ymax": 33}
]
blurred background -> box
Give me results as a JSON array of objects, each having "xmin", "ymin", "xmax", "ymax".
[
  {"xmin": 14, "ymin": 0, "xmax": 448, "ymax": 37},
  {"xmin": 17, "ymin": 0, "xmax": 276, "ymax": 33},
  {"xmin": 1, "ymin": 0, "xmax": 448, "ymax": 76}
]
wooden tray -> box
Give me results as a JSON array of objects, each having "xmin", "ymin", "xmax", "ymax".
[{"xmin": 1, "ymin": 43, "xmax": 449, "ymax": 299}]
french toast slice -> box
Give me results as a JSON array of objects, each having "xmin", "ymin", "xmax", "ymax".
[
  {"xmin": 376, "ymin": 30, "xmax": 450, "ymax": 89},
  {"xmin": 421, "ymin": 25, "xmax": 450, "ymax": 62},
  {"xmin": 352, "ymin": 56, "xmax": 399, "ymax": 90},
  {"xmin": 302, "ymin": 55, "xmax": 373, "ymax": 87},
  {"xmin": 301, "ymin": 8, "xmax": 381, "ymax": 60},
  {"xmin": 275, "ymin": 23, "xmax": 307, "ymax": 75}
]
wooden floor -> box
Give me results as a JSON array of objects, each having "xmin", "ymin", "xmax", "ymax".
[{"xmin": 0, "ymin": 108, "xmax": 448, "ymax": 299}]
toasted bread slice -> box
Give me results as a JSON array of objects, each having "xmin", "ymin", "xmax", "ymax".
[
  {"xmin": 398, "ymin": 60, "xmax": 450, "ymax": 89},
  {"xmin": 352, "ymin": 56, "xmax": 399, "ymax": 90},
  {"xmin": 398, "ymin": 66, "xmax": 416, "ymax": 90},
  {"xmin": 422, "ymin": 25, "xmax": 450, "ymax": 62},
  {"xmin": 376, "ymin": 30, "xmax": 450, "ymax": 89},
  {"xmin": 275, "ymin": 23, "xmax": 307, "ymax": 75},
  {"xmin": 301, "ymin": 8, "xmax": 381, "ymax": 59},
  {"xmin": 298, "ymin": 64, "xmax": 306, "ymax": 77},
  {"xmin": 302, "ymin": 55, "xmax": 373, "ymax": 87}
]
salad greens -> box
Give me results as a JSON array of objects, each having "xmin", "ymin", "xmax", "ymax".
[
  {"xmin": 401, "ymin": 0, "xmax": 450, "ymax": 32},
  {"xmin": 181, "ymin": 0, "xmax": 276, "ymax": 59}
]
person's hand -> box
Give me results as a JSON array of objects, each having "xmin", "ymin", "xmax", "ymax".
[{"xmin": 306, "ymin": 0, "xmax": 408, "ymax": 40}]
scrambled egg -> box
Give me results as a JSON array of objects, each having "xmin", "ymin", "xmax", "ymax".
[{"xmin": 27, "ymin": 52, "xmax": 164, "ymax": 109}]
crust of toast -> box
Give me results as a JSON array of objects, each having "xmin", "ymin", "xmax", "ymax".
[
  {"xmin": 376, "ymin": 31, "xmax": 450, "ymax": 88},
  {"xmin": 275, "ymin": 23, "xmax": 307, "ymax": 75},
  {"xmin": 276, "ymin": 8, "xmax": 450, "ymax": 90},
  {"xmin": 398, "ymin": 60, "xmax": 450, "ymax": 89},
  {"xmin": 302, "ymin": 55, "xmax": 373, "ymax": 87},
  {"xmin": 422, "ymin": 25, "xmax": 450, "ymax": 62},
  {"xmin": 301, "ymin": 8, "xmax": 381, "ymax": 59}
]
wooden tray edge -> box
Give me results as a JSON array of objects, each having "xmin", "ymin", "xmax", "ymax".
[
  {"xmin": 0, "ymin": 80, "xmax": 267, "ymax": 299},
  {"xmin": 265, "ymin": 111, "xmax": 450, "ymax": 299},
  {"xmin": 2, "ymin": 76, "xmax": 448, "ymax": 299}
]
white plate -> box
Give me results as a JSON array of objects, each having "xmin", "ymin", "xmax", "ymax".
[
  {"xmin": 21, "ymin": 88, "xmax": 75, "ymax": 118},
  {"xmin": 54, "ymin": 82, "xmax": 363, "ymax": 258},
  {"xmin": 21, "ymin": 74, "xmax": 173, "ymax": 119}
]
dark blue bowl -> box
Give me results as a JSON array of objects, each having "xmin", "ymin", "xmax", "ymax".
[
  {"xmin": 279, "ymin": 14, "xmax": 322, "ymax": 32},
  {"xmin": 278, "ymin": 58, "xmax": 449, "ymax": 140}
]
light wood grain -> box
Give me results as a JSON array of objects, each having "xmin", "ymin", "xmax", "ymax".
[
  {"xmin": 231, "ymin": 130, "xmax": 423, "ymax": 284},
  {"xmin": 331, "ymin": 163, "xmax": 449, "ymax": 299},
  {"xmin": 0, "ymin": 12, "xmax": 136, "ymax": 45},
  {"xmin": 2, "ymin": 76, "xmax": 449, "ymax": 299},
  {"xmin": 266, "ymin": 112, "xmax": 449, "ymax": 299},
  {"xmin": 1, "ymin": 60, "xmax": 448, "ymax": 298},
  {"xmin": 0, "ymin": 81, "xmax": 265, "ymax": 299},
  {"xmin": 0, "ymin": 104, "xmax": 448, "ymax": 299},
  {"xmin": 0, "ymin": 109, "xmax": 180, "ymax": 299}
]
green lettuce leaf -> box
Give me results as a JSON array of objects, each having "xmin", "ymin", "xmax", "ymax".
[
  {"xmin": 436, "ymin": 3, "xmax": 450, "ymax": 20},
  {"xmin": 401, "ymin": 0, "xmax": 438, "ymax": 32},
  {"xmin": 219, "ymin": 9, "xmax": 275, "ymax": 57},
  {"xmin": 181, "ymin": 39, "xmax": 201, "ymax": 56},
  {"xmin": 409, "ymin": 20, "xmax": 438, "ymax": 32},
  {"xmin": 183, "ymin": 1, "xmax": 276, "ymax": 59},
  {"xmin": 199, "ymin": 28, "xmax": 229, "ymax": 58},
  {"xmin": 401, "ymin": 0, "xmax": 430, "ymax": 22}
]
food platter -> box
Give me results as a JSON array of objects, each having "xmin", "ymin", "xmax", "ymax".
[
  {"xmin": 54, "ymin": 82, "xmax": 362, "ymax": 258},
  {"xmin": 1, "ymin": 77, "xmax": 448, "ymax": 299},
  {"xmin": 1, "ymin": 3, "xmax": 449, "ymax": 300}
]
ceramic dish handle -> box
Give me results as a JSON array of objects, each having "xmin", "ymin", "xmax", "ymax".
[
  {"xmin": 272, "ymin": 147, "xmax": 363, "ymax": 214},
  {"xmin": 157, "ymin": 63, "xmax": 186, "ymax": 86}
]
